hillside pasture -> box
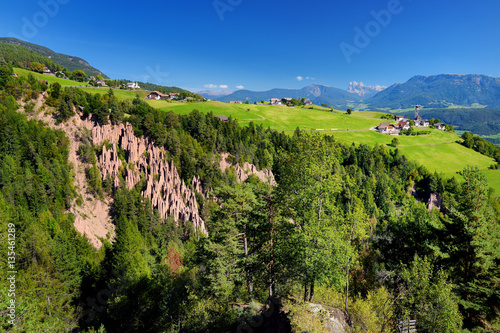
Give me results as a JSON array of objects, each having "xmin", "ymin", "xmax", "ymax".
[
  {"xmin": 332, "ymin": 128, "xmax": 458, "ymax": 146},
  {"xmin": 80, "ymin": 87, "xmax": 149, "ymax": 101},
  {"xmin": 14, "ymin": 67, "xmax": 92, "ymax": 87},
  {"xmin": 158, "ymin": 101, "xmax": 383, "ymax": 131},
  {"xmin": 333, "ymin": 128, "xmax": 499, "ymax": 193}
]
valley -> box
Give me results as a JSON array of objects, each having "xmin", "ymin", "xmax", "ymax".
[{"xmin": 2, "ymin": 37, "xmax": 500, "ymax": 332}]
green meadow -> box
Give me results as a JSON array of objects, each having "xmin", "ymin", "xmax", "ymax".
[
  {"xmin": 81, "ymin": 87, "xmax": 149, "ymax": 101},
  {"xmin": 14, "ymin": 67, "xmax": 92, "ymax": 87},
  {"xmin": 332, "ymin": 129, "xmax": 500, "ymax": 193},
  {"xmin": 156, "ymin": 101, "xmax": 383, "ymax": 131}
]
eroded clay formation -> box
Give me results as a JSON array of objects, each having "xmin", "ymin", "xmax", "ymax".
[{"xmin": 94, "ymin": 122, "xmax": 207, "ymax": 235}]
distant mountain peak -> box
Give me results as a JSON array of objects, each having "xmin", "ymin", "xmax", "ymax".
[
  {"xmin": 347, "ymin": 81, "xmax": 386, "ymax": 97},
  {"xmin": 216, "ymin": 84, "xmax": 362, "ymax": 107},
  {"xmin": 367, "ymin": 73, "xmax": 500, "ymax": 109},
  {"xmin": 197, "ymin": 90, "xmax": 233, "ymax": 97}
]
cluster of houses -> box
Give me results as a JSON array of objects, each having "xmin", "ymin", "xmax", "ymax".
[
  {"xmin": 225, "ymin": 98, "xmax": 312, "ymax": 105},
  {"xmin": 42, "ymin": 67, "xmax": 68, "ymax": 80},
  {"xmin": 145, "ymin": 91, "xmax": 180, "ymax": 101},
  {"xmin": 376, "ymin": 105, "xmax": 447, "ymax": 135},
  {"xmin": 270, "ymin": 97, "xmax": 312, "ymax": 105}
]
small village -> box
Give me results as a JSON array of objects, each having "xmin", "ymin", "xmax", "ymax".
[
  {"xmin": 376, "ymin": 104, "xmax": 448, "ymax": 135},
  {"xmin": 225, "ymin": 97, "xmax": 314, "ymax": 106}
]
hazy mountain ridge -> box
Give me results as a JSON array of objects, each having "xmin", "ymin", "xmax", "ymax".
[
  {"xmin": 198, "ymin": 89, "xmax": 234, "ymax": 99},
  {"xmin": 366, "ymin": 74, "xmax": 500, "ymax": 109},
  {"xmin": 218, "ymin": 84, "xmax": 361, "ymax": 107},
  {"xmin": 209, "ymin": 75, "xmax": 500, "ymax": 110}
]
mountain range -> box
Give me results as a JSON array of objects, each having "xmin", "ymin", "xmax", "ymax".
[
  {"xmin": 217, "ymin": 84, "xmax": 363, "ymax": 106},
  {"xmin": 204, "ymin": 74, "xmax": 500, "ymax": 110},
  {"xmin": 367, "ymin": 74, "xmax": 500, "ymax": 109}
]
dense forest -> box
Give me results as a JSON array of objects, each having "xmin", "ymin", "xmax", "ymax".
[
  {"xmin": 0, "ymin": 43, "xmax": 67, "ymax": 74},
  {"xmin": 1, "ymin": 60, "xmax": 500, "ymax": 332}
]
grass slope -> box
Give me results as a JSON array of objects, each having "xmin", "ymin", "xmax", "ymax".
[
  {"xmin": 333, "ymin": 129, "xmax": 500, "ymax": 193},
  {"xmin": 14, "ymin": 67, "xmax": 91, "ymax": 87},
  {"xmin": 81, "ymin": 87, "xmax": 149, "ymax": 101},
  {"xmin": 156, "ymin": 101, "xmax": 383, "ymax": 131}
]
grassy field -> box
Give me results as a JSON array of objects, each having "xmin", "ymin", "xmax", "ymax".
[
  {"xmin": 398, "ymin": 143, "xmax": 494, "ymax": 177},
  {"xmin": 483, "ymin": 170, "xmax": 500, "ymax": 195},
  {"xmin": 156, "ymin": 101, "xmax": 384, "ymax": 131},
  {"xmin": 332, "ymin": 128, "xmax": 458, "ymax": 146},
  {"xmin": 80, "ymin": 87, "xmax": 149, "ymax": 101},
  {"xmin": 14, "ymin": 67, "xmax": 92, "ymax": 87},
  {"xmin": 332, "ymin": 129, "xmax": 500, "ymax": 193}
]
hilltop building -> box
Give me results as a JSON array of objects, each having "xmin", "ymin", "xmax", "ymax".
[
  {"xmin": 396, "ymin": 120, "xmax": 410, "ymax": 130},
  {"xmin": 414, "ymin": 104, "xmax": 422, "ymax": 122},
  {"xmin": 435, "ymin": 122, "xmax": 446, "ymax": 130},
  {"xmin": 214, "ymin": 115, "xmax": 229, "ymax": 122},
  {"xmin": 414, "ymin": 104, "xmax": 430, "ymax": 127},
  {"xmin": 127, "ymin": 82, "xmax": 140, "ymax": 89},
  {"xmin": 146, "ymin": 91, "xmax": 168, "ymax": 100},
  {"xmin": 377, "ymin": 122, "xmax": 399, "ymax": 134}
]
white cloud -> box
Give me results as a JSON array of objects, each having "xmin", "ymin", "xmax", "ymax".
[
  {"xmin": 204, "ymin": 84, "xmax": 218, "ymax": 88},
  {"xmin": 219, "ymin": 84, "xmax": 228, "ymax": 89},
  {"xmin": 236, "ymin": 85, "xmax": 244, "ymax": 89},
  {"xmin": 297, "ymin": 76, "xmax": 315, "ymax": 82}
]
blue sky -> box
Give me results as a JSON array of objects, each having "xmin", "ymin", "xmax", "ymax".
[{"xmin": 1, "ymin": 0, "xmax": 499, "ymax": 93}]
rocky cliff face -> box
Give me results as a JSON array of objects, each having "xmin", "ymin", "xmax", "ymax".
[
  {"xmin": 219, "ymin": 153, "xmax": 276, "ymax": 185},
  {"xmin": 94, "ymin": 122, "xmax": 207, "ymax": 235},
  {"xmin": 27, "ymin": 98, "xmax": 279, "ymax": 246}
]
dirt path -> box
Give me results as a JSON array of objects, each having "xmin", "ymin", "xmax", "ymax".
[
  {"xmin": 397, "ymin": 142, "xmax": 455, "ymax": 148},
  {"xmin": 241, "ymin": 114, "xmax": 266, "ymax": 121}
]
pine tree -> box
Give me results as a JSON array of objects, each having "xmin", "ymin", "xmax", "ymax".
[
  {"xmin": 441, "ymin": 166, "xmax": 500, "ymax": 326},
  {"xmin": 397, "ymin": 255, "xmax": 463, "ymax": 332}
]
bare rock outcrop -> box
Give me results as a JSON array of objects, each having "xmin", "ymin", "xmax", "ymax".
[
  {"xmin": 309, "ymin": 304, "xmax": 351, "ymax": 333},
  {"xmin": 27, "ymin": 103, "xmax": 207, "ymax": 245},
  {"xmin": 93, "ymin": 123, "xmax": 207, "ymax": 235},
  {"xmin": 428, "ymin": 193, "xmax": 443, "ymax": 211},
  {"xmin": 219, "ymin": 153, "xmax": 276, "ymax": 185}
]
